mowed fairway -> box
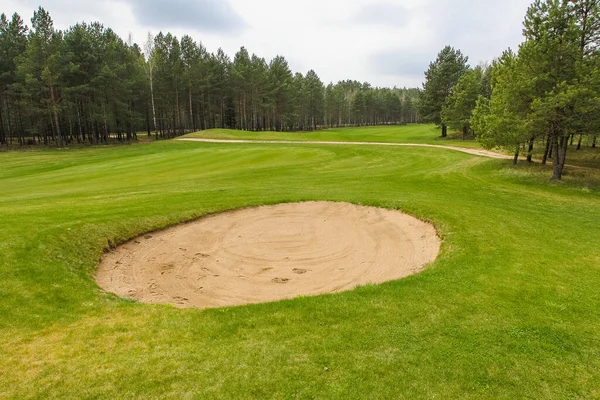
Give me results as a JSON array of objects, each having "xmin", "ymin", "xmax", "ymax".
[
  {"xmin": 1, "ymin": 126, "xmax": 599, "ymax": 398},
  {"xmin": 184, "ymin": 123, "xmax": 483, "ymax": 148}
]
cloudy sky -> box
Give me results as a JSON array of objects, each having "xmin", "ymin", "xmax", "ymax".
[{"xmin": 3, "ymin": 0, "xmax": 532, "ymax": 87}]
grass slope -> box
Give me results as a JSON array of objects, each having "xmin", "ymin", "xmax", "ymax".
[
  {"xmin": 183, "ymin": 124, "xmax": 600, "ymax": 169},
  {"xmin": 183, "ymin": 124, "xmax": 481, "ymax": 148},
  {"xmin": 1, "ymin": 136, "xmax": 599, "ymax": 398}
]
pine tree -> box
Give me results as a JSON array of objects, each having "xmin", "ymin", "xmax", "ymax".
[
  {"xmin": 420, "ymin": 46, "xmax": 469, "ymax": 137},
  {"xmin": 441, "ymin": 66, "xmax": 485, "ymax": 139}
]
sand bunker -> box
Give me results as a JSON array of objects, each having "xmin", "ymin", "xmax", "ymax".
[{"xmin": 96, "ymin": 202, "xmax": 440, "ymax": 309}]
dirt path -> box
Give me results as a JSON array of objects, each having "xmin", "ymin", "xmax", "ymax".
[
  {"xmin": 177, "ymin": 137, "xmax": 512, "ymax": 159},
  {"xmin": 96, "ymin": 202, "xmax": 440, "ymax": 309}
]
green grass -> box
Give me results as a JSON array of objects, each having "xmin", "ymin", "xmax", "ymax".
[
  {"xmin": 182, "ymin": 124, "xmax": 483, "ymax": 148},
  {"xmin": 531, "ymin": 143, "xmax": 600, "ymax": 169},
  {"xmin": 1, "ymin": 129, "xmax": 599, "ymax": 399},
  {"xmin": 183, "ymin": 124, "xmax": 600, "ymax": 169}
]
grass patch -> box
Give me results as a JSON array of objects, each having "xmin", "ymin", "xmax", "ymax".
[
  {"xmin": 531, "ymin": 144, "xmax": 600, "ymax": 169},
  {"xmin": 182, "ymin": 124, "xmax": 483, "ymax": 148},
  {"xmin": 183, "ymin": 125, "xmax": 600, "ymax": 171},
  {"xmin": 1, "ymin": 131, "xmax": 599, "ymax": 398}
]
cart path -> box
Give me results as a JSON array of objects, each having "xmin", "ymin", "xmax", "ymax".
[{"xmin": 177, "ymin": 138, "xmax": 511, "ymax": 159}]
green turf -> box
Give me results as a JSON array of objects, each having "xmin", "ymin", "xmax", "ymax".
[
  {"xmin": 183, "ymin": 124, "xmax": 600, "ymax": 169},
  {"xmin": 182, "ymin": 124, "xmax": 483, "ymax": 148},
  {"xmin": 1, "ymin": 131, "xmax": 599, "ymax": 398},
  {"xmin": 530, "ymin": 140, "xmax": 600, "ymax": 169}
]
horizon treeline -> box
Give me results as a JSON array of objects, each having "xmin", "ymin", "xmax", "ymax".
[{"xmin": 0, "ymin": 7, "xmax": 420, "ymax": 147}]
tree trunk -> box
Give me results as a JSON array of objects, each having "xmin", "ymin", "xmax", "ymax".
[
  {"xmin": 49, "ymin": 85, "xmax": 63, "ymax": 147},
  {"xmin": 513, "ymin": 145, "xmax": 520, "ymax": 165},
  {"xmin": 146, "ymin": 104, "xmax": 151, "ymax": 136},
  {"xmin": 441, "ymin": 124, "xmax": 447, "ymax": 137},
  {"xmin": 592, "ymin": 135, "xmax": 596, "ymax": 148},
  {"xmin": 551, "ymin": 135, "xmax": 560, "ymax": 179},
  {"xmin": 175, "ymin": 88, "xmax": 182, "ymax": 136},
  {"xmin": 68, "ymin": 116, "xmax": 73, "ymax": 143},
  {"xmin": 243, "ymin": 92, "xmax": 247, "ymax": 131},
  {"xmin": 103, "ymin": 108, "xmax": 109, "ymax": 142},
  {"xmin": 577, "ymin": 134, "xmax": 583, "ymax": 150},
  {"xmin": 17, "ymin": 103, "xmax": 25, "ymax": 145},
  {"xmin": 552, "ymin": 135, "xmax": 568, "ymax": 180},
  {"xmin": 150, "ymin": 72, "xmax": 157, "ymax": 132},
  {"xmin": 0, "ymin": 96, "xmax": 5, "ymax": 145},
  {"xmin": 220, "ymin": 98, "xmax": 225, "ymax": 129},
  {"xmin": 5, "ymin": 96, "xmax": 14, "ymax": 144},
  {"xmin": 542, "ymin": 135, "xmax": 551, "ymax": 165},
  {"xmin": 189, "ymin": 86, "xmax": 195, "ymax": 132},
  {"xmin": 77, "ymin": 105, "xmax": 84, "ymax": 142},
  {"xmin": 527, "ymin": 137, "xmax": 534, "ymax": 163}
]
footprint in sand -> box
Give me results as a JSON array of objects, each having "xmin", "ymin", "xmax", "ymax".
[{"xmin": 292, "ymin": 268, "xmax": 308, "ymax": 275}]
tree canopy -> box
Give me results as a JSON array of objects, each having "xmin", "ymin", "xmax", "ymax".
[
  {"xmin": 424, "ymin": 0, "xmax": 599, "ymax": 180},
  {"xmin": 419, "ymin": 46, "xmax": 469, "ymax": 137},
  {"xmin": 471, "ymin": 0, "xmax": 600, "ymax": 179},
  {"xmin": 441, "ymin": 66, "xmax": 490, "ymax": 139},
  {"xmin": 0, "ymin": 7, "xmax": 420, "ymax": 147}
]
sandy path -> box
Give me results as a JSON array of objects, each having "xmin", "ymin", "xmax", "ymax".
[
  {"xmin": 177, "ymin": 137, "xmax": 511, "ymax": 159},
  {"xmin": 96, "ymin": 202, "xmax": 440, "ymax": 309}
]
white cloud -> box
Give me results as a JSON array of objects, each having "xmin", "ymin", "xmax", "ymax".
[
  {"xmin": 352, "ymin": 2, "xmax": 410, "ymax": 28},
  {"xmin": 125, "ymin": 0, "xmax": 246, "ymax": 33}
]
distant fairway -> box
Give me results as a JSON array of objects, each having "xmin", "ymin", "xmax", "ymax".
[
  {"xmin": 1, "ymin": 126, "xmax": 599, "ymax": 398},
  {"xmin": 184, "ymin": 124, "xmax": 600, "ymax": 168},
  {"xmin": 183, "ymin": 123, "xmax": 483, "ymax": 148}
]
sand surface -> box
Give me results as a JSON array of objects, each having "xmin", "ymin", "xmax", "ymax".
[{"xmin": 96, "ymin": 202, "xmax": 440, "ymax": 309}]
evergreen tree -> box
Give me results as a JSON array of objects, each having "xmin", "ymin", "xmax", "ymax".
[
  {"xmin": 420, "ymin": 46, "xmax": 469, "ymax": 137},
  {"xmin": 0, "ymin": 12, "xmax": 28, "ymax": 144},
  {"xmin": 473, "ymin": 0, "xmax": 600, "ymax": 179},
  {"xmin": 471, "ymin": 50, "xmax": 535, "ymax": 164},
  {"xmin": 304, "ymin": 70, "xmax": 324, "ymax": 130},
  {"xmin": 441, "ymin": 66, "xmax": 486, "ymax": 139},
  {"xmin": 0, "ymin": 7, "xmax": 423, "ymax": 147}
]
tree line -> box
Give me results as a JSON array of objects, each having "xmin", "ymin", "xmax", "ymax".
[
  {"xmin": 419, "ymin": 0, "xmax": 600, "ymax": 180},
  {"xmin": 0, "ymin": 7, "xmax": 420, "ymax": 147}
]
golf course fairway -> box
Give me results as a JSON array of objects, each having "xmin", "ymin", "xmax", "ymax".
[{"xmin": 1, "ymin": 127, "xmax": 599, "ymax": 398}]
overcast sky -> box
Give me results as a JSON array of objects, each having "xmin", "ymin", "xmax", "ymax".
[{"xmin": 2, "ymin": 0, "xmax": 532, "ymax": 88}]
